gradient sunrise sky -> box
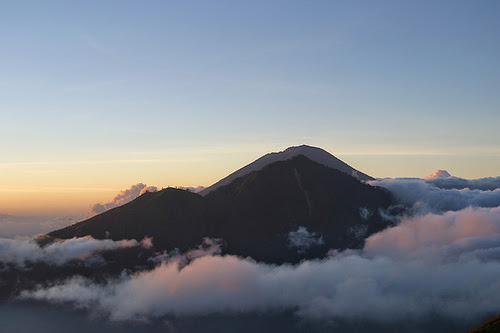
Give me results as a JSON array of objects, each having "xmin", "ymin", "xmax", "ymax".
[{"xmin": 1, "ymin": 1, "xmax": 499, "ymax": 215}]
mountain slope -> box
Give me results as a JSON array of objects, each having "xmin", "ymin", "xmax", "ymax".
[
  {"xmin": 49, "ymin": 155, "xmax": 395, "ymax": 263},
  {"xmin": 204, "ymin": 155, "xmax": 394, "ymax": 262},
  {"xmin": 466, "ymin": 315, "xmax": 500, "ymax": 333},
  {"xmin": 49, "ymin": 188, "xmax": 209, "ymax": 251},
  {"xmin": 199, "ymin": 145, "xmax": 374, "ymax": 196}
]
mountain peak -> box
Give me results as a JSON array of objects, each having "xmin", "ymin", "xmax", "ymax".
[
  {"xmin": 425, "ymin": 169, "xmax": 452, "ymax": 180},
  {"xmin": 199, "ymin": 145, "xmax": 374, "ymax": 196},
  {"xmin": 281, "ymin": 145, "xmax": 331, "ymax": 155}
]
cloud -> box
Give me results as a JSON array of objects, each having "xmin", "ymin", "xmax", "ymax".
[
  {"xmin": 150, "ymin": 238, "xmax": 222, "ymax": 265},
  {"xmin": 0, "ymin": 236, "xmax": 151, "ymax": 267},
  {"xmin": 288, "ymin": 227, "xmax": 324, "ymax": 252},
  {"xmin": 420, "ymin": 170, "xmax": 500, "ymax": 191},
  {"xmin": 91, "ymin": 183, "xmax": 158, "ymax": 215},
  {"xmin": 0, "ymin": 215, "xmax": 81, "ymax": 238},
  {"xmin": 82, "ymin": 34, "xmax": 109, "ymax": 54},
  {"xmin": 22, "ymin": 251, "xmax": 500, "ymax": 323},
  {"xmin": 19, "ymin": 206, "xmax": 500, "ymax": 323},
  {"xmin": 364, "ymin": 206, "xmax": 500, "ymax": 261},
  {"xmin": 140, "ymin": 236, "xmax": 154, "ymax": 249},
  {"xmin": 359, "ymin": 207, "xmax": 372, "ymax": 220},
  {"xmin": 8, "ymin": 174, "xmax": 500, "ymax": 325},
  {"xmin": 427, "ymin": 176, "xmax": 500, "ymax": 191},
  {"xmin": 370, "ymin": 178, "xmax": 500, "ymax": 214},
  {"xmin": 177, "ymin": 186, "xmax": 206, "ymax": 193},
  {"xmin": 347, "ymin": 224, "xmax": 369, "ymax": 241}
]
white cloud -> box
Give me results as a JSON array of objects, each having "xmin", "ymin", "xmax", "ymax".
[
  {"xmin": 150, "ymin": 238, "xmax": 222, "ymax": 265},
  {"xmin": 22, "ymin": 251, "xmax": 500, "ymax": 323},
  {"xmin": 427, "ymin": 176, "xmax": 500, "ymax": 191},
  {"xmin": 177, "ymin": 186, "xmax": 206, "ymax": 193},
  {"xmin": 0, "ymin": 236, "xmax": 151, "ymax": 267},
  {"xmin": 9, "ymin": 174, "xmax": 500, "ymax": 325},
  {"xmin": 364, "ymin": 206, "xmax": 500, "ymax": 261},
  {"xmin": 370, "ymin": 178, "xmax": 500, "ymax": 214},
  {"xmin": 20, "ymin": 206, "xmax": 500, "ymax": 323},
  {"xmin": 91, "ymin": 183, "xmax": 158, "ymax": 215},
  {"xmin": 288, "ymin": 227, "xmax": 324, "ymax": 252}
]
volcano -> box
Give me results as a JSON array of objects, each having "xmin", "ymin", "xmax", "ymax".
[{"xmin": 48, "ymin": 147, "xmax": 396, "ymax": 263}]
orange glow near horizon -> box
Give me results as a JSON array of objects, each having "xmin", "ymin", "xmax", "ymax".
[{"xmin": 1, "ymin": 146, "xmax": 499, "ymax": 216}]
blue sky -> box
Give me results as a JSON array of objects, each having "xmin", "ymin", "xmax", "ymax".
[{"xmin": 1, "ymin": 1, "xmax": 499, "ymax": 214}]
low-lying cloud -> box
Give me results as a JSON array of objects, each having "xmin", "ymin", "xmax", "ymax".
[
  {"xmin": 365, "ymin": 206, "xmax": 500, "ymax": 261},
  {"xmin": 150, "ymin": 237, "xmax": 222, "ymax": 265},
  {"xmin": 371, "ymin": 178, "xmax": 500, "ymax": 214},
  {"xmin": 5, "ymin": 173, "xmax": 500, "ymax": 325},
  {"xmin": 0, "ymin": 236, "xmax": 151, "ymax": 267},
  {"xmin": 288, "ymin": 226, "xmax": 324, "ymax": 252},
  {"xmin": 19, "ymin": 205, "xmax": 500, "ymax": 323},
  {"xmin": 427, "ymin": 176, "xmax": 500, "ymax": 191},
  {"xmin": 91, "ymin": 183, "xmax": 158, "ymax": 215},
  {"xmin": 177, "ymin": 186, "xmax": 206, "ymax": 193},
  {"xmin": 0, "ymin": 214, "xmax": 81, "ymax": 239},
  {"xmin": 423, "ymin": 169, "xmax": 500, "ymax": 191}
]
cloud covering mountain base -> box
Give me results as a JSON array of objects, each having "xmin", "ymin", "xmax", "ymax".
[
  {"xmin": 2, "ymin": 175, "xmax": 499, "ymax": 329},
  {"xmin": 14, "ymin": 205, "xmax": 500, "ymax": 325}
]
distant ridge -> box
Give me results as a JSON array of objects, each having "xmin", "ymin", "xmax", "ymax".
[{"xmin": 199, "ymin": 145, "xmax": 374, "ymax": 196}]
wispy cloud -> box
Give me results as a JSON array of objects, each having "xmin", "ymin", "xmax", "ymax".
[
  {"xmin": 0, "ymin": 157, "xmax": 210, "ymax": 169},
  {"xmin": 0, "ymin": 159, "xmax": 162, "ymax": 167},
  {"xmin": 90, "ymin": 183, "xmax": 158, "ymax": 215},
  {"xmin": 0, "ymin": 236, "xmax": 150, "ymax": 267},
  {"xmin": 81, "ymin": 34, "xmax": 109, "ymax": 54}
]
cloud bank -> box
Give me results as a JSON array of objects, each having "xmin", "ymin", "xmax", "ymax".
[
  {"xmin": 6, "ymin": 174, "xmax": 500, "ymax": 325},
  {"xmin": 19, "ymin": 205, "xmax": 500, "ymax": 323},
  {"xmin": 371, "ymin": 178, "xmax": 500, "ymax": 214},
  {"xmin": 91, "ymin": 183, "xmax": 158, "ymax": 215},
  {"xmin": 0, "ymin": 215, "xmax": 79, "ymax": 239},
  {"xmin": 0, "ymin": 236, "xmax": 150, "ymax": 267},
  {"xmin": 365, "ymin": 206, "xmax": 500, "ymax": 261},
  {"xmin": 399, "ymin": 169, "xmax": 500, "ymax": 191},
  {"xmin": 427, "ymin": 176, "xmax": 500, "ymax": 191}
]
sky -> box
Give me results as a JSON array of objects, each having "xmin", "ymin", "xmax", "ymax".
[{"xmin": 1, "ymin": 0, "xmax": 499, "ymax": 215}]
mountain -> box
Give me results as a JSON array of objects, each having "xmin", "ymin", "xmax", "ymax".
[
  {"xmin": 425, "ymin": 169, "xmax": 452, "ymax": 180},
  {"xmin": 199, "ymin": 145, "xmax": 374, "ymax": 196},
  {"xmin": 466, "ymin": 314, "xmax": 500, "ymax": 333},
  {"xmin": 48, "ymin": 154, "xmax": 397, "ymax": 263}
]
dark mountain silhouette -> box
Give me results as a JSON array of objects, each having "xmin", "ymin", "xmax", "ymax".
[
  {"xmin": 203, "ymin": 155, "xmax": 393, "ymax": 262},
  {"xmin": 48, "ymin": 154, "xmax": 397, "ymax": 263}
]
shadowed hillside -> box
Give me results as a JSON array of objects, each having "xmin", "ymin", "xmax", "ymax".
[
  {"xmin": 49, "ymin": 155, "xmax": 398, "ymax": 263},
  {"xmin": 466, "ymin": 315, "xmax": 500, "ymax": 333}
]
